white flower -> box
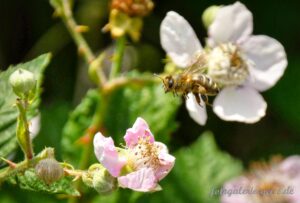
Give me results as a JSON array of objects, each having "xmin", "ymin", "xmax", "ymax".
[{"xmin": 160, "ymin": 2, "xmax": 287, "ymax": 125}]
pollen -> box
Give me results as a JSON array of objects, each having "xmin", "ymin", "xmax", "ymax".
[
  {"xmin": 128, "ymin": 136, "xmax": 161, "ymax": 171},
  {"xmin": 207, "ymin": 43, "xmax": 250, "ymax": 86}
]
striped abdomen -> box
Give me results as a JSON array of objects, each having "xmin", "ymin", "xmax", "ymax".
[{"xmin": 192, "ymin": 74, "xmax": 219, "ymax": 95}]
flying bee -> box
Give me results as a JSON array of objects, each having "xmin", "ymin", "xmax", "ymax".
[{"xmin": 157, "ymin": 53, "xmax": 219, "ymax": 106}]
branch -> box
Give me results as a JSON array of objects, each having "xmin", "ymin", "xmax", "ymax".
[{"xmin": 51, "ymin": 0, "xmax": 107, "ymax": 86}]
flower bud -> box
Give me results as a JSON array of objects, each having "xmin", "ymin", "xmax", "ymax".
[
  {"xmin": 82, "ymin": 164, "xmax": 117, "ymax": 195},
  {"xmin": 35, "ymin": 158, "xmax": 64, "ymax": 184},
  {"xmin": 9, "ymin": 68, "xmax": 36, "ymax": 99},
  {"xmin": 202, "ymin": 5, "xmax": 221, "ymax": 29}
]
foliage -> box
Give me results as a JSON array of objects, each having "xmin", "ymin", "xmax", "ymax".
[
  {"xmin": 0, "ymin": 54, "xmax": 51, "ymax": 158},
  {"xmin": 62, "ymin": 72, "xmax": 181, "ymax": 166},
  {"xmin": 7, "ymin": 168, "xmax": 79, "ymax": 196}
]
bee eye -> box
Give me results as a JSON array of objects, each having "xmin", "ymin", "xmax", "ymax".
[{"xmin": 168, "ymin": 79, "xmax": 174, "ymax": 88}]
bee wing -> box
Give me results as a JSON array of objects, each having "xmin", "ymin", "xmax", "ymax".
[{"xmin": 182, "ymin": 53, "xmax": 207, "ymax": 75}]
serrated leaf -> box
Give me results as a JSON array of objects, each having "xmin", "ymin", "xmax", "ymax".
[
  {"xmin": 62, "ymin": 72, "xmax": 181, "ymax": 167},
  {"xmin": 0, "ymin": 53, "xmax": 51, "ymax": 158},
  {"xmin": 135, "ymin": 132, "xmax": 243, "ymax": 203},
  {"xmin": 7, "ymin": 168, "xmax": 80, "ymax": 196}
]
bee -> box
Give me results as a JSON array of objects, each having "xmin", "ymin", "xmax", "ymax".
[{"xmin": 157, "ymin": 54, "xmax": 219, "ymax": 106}]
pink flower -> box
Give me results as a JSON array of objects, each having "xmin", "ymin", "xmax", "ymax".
[
  {"xmin": 93, "ymin": 117, "xmax": 175, "ymax": 192},
  {"xmin": 160, "ymin": 2, "xmax": 287, "ymax": 125},
  {"xmin": 222, "ymin": 156, "xmax": 300, "ymax": 203}
]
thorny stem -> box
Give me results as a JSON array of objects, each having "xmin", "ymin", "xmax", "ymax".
[
  {"xmin": 57, "ymin": 0, "xmax": 107, "ymax": 86},
  {"xmin": 0, "ymin": 159, "xmax": 31, "ymax": 184},
  {"xmin": 109, "ymin": 35, "xmax": 126, "ymax": 79},
  {"xmin": 64, "ymin": 168, "xmax": 84, "ymax": 179},
  {"xmin": 61, "ymin": 0, "xmax": 94, "ymax": 63}
]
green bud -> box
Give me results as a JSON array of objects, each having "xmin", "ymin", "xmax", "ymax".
[
  {"xmin": 9, "ymin": 68, "xmax": 36, "ymax": 99},
  {"xmin": 35, "ymin": 158, "xmax": 64, "ymax": 185},
  {"xmin": 81, "ymin": 171, "xmax": 93, "ymax": 188},
  {"xmin": 202, "ymin": 5, "xmax": 221, "ymax": 29},
  {"xmin": 82, "ymin": 164, "xmax": 117, "ymax": 195}
]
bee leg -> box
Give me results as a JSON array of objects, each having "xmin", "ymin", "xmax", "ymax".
[
  {"xmin": 172, "ymin": 91, "xmax": 176, "ymax": 97},
  {"xmin": 201, "ymin": 95, "xmax": 212, "ymax": 107},
  {"xmin": 193, "ymin": 93, "xmax": 203, "ymax": 107}
]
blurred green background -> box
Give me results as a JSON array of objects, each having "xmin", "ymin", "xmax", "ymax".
[{"xmin": 0, "ymin": 0, "xmax": 300, "ymax": 202}]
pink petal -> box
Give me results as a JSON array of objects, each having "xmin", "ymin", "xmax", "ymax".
[
  {"xmin": 242, "ymin": 35, "xmax": 287, "ymax": 91},
  {"xmin": 213, "ymin": 86, "xmax": 267, "ymax": 123},
  {"xmin": 118, "ymin": 168, "xmax": 158, "ymax": 192},
  {"xmin": 208, "ymin": 2, "xmax": 253, "ymax": 45},
  {"xmin": 185, "ymin": 93, "xmax": 207, "ymax": 125},
  {"xmin": 156, "ymin": 150, "xmax": 175, "ymax": 180},
  {"xmin": 221, "ymin": 177, "xmax": 251, "ymax": 203},
  {"xmin": 93, "ymin": 132, "xmax": 126, "ymax": 177},
  {"xmin": 279, "ymin": 156, "xmax": 300, "ymax": 203},
  {"xmin": 124, "ymin": 117, "xmax": 154, "ymax": 148},
  {"xmin": 279, "ymin": 156, "xmax": 300, "ymax": 178},
  {"xmin": 160, "ymin": 11, "xmax": 202, "ymax": 68}
]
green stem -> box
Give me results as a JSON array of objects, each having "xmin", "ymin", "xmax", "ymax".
[
  {"xmin": 61, "ymin": 0, "xmax": 94, "ymax": 63},
  {"xmin": 55, "ymin": 0, "xmax": 107, "ymax": 86},
  {"xmin": 16, "ymin": 99, "xmax": 33, "ymax": 161},
  {"xmin": 109, "ymin": 36, "xmax": 126, "ymax": 79},
  {"xmin": 68, "ymin": 103, "xmax": 103, "ymax": 203}
]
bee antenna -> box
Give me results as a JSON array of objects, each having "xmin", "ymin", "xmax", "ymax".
[{"xmin": 153, "ymin": 73, "xmax": 163, "ymax": 81}]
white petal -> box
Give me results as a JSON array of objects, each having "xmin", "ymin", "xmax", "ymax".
[
  {"xmin": 185, "ymin": 93, "xmax": 207, "ymax": 125},
  {"xmin": 242, "ymin": 35, "xmax": 287, "ymax": 91},
  {"xmin": 208, "ymin": 2, "xmax": 253, "ymax": 45},
  {"xmin": 29, "ymin": 114, "xmax": 41, "ymax": 140},
  {"xmin": 160, "ymin": 11, "xmax": 202, "ymax": 67},
  {"xmin": 213, "ymin": 86, "xmax": 267, "ymax": 123}
]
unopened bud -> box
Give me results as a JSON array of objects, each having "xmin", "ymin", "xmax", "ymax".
[
  {"xmin": 202, "ymin": 5, "xmax": 221, "ymax": 29},
  {"xmin": 82, "ymin": 164, "xmax": 117, "ymax": 195},
  {"xmin": 35, "ymin": 158, "xmax": 64, "ymax": 184},
  {"xmin": 9, "ymin": 68, "xmax": 36, "ymax": 99}
]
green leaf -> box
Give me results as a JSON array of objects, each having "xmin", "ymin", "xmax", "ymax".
[
  {"xmin": 103, "ymin": 72, "xmax": 181, "ymax": 144},
  {"xmin": 62, "ymin": 71, "xmax": 181, "ymax": 167},
  {"xmin": 0, "ymin": 53, "xmax": 51, "ymax": 158},
  {"xmin": 135, "ymin": 132, "xmax": 243, "ymax": 203},
  {"xmin": 7, "ymin": 168, "xmax": 79, "ymax": 197},
  {"xmin": 62, "ymin": 89, "xmax": 100, "ymax": 165}
]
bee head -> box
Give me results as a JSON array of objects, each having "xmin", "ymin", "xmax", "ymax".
[
  {"xmin": 163, "ymin": 75, "xmax": 174, "ymax": 93},
  {"xmin": 153, "ymin": 74, "xmax": 174, "ymax": 93}
]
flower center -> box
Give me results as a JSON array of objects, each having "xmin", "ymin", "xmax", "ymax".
[
  {"xmin": 251, "ymin": 180, "xmax": 289, "ymax": 203},
  {"xmin": 247, "ymin": 160, "xmax": 290, "ymax": 203},
  {"xmin": 128, "ymin": 136, "xmax": 161, "ymax": 171},
  {"xmin": 207, "ymin": 43, "xmax": 249, "ymax": 86}
]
